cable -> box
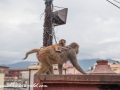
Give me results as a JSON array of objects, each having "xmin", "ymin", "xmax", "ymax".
[
  {"xmin": 49, "ymin": 3, "xmax": 66, "ymax": 44},
  {"xmin": 113, "ymin": 0, "xmax": 120, "ymax": 4},
  {"xmin": 52, "ymin": 26, "xmax": 57, "ymax": 44},
  {"xmin": 106, "ymin": 0, "xmax": 120, "ymax": 9},
  {"xmin": 54, "ymin": 26, "xmax": 58, "ymax": 34},
  {"xmin": 40, "ymin": 13, "xmax": 45, "ymax": 20}
]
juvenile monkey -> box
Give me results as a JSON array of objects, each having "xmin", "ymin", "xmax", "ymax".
[{"xmin": 53, "ymin": 39, "xmax": 68, "ymax": 52}]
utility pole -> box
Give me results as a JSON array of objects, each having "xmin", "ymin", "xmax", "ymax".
[
  {"xmin": 43, "ymin": 0, "xmax": 53, "ymax": 74},
  {"xmin": 43, "ymin": 0, "xmax": 53, "ymax": 47},
  {"xmin": 42, "ymin": 0, "xmax": 68, "ymax": 74}
]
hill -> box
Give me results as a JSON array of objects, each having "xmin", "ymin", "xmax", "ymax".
[{"xmin": 1, "ymin": 59, "xmax": 117, "ymax": 71}]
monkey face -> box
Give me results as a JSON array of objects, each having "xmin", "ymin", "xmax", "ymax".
[
  {"xmin": 59, "ymin": 39, "xmax": 66, "ymax": 46},
  {"xmin": 61, "ymin": 40, "xmax": 66, "ymax": 46}
]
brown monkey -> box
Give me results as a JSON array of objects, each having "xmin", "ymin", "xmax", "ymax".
[
  {"xmin": 23, "ymin": 42, "xmax": 86, "ymax": 75},
  {"xmin": 23, "ymin": 39, "xmax": 67, "ymax": 60}
]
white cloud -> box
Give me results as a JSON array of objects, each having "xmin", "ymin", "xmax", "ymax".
[{"xmin": 1, "ymin": 0, "xmax": 120, "ymax": 64}]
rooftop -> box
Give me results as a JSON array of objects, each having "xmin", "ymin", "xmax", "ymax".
[
  {"xmin": 0, "ymin": 65, "xmax": 9, "ymax": 68},
  {"xmin": 9, "ymin": 68, "xmax": 29, "ymax": 71},
  {"xmin": 89, "ymin": 60, "xmax": 118, "ymax": 75}
]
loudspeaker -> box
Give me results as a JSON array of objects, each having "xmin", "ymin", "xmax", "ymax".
[{"xmin": 52, "ymin": 8, "xmax": 68, "ymax": 26}]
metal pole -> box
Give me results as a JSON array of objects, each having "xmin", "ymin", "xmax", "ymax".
[{"xmin": 43, "ymin": 0, "xmax": 53, "ymax": 47}]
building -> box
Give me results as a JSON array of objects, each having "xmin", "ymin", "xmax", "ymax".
[
  {"xmin": 89, "ymin": 60, "xmax": 117, "ymax": 75},
  {"xmin": 64, "ymin": 64, "xmax": 82, "ymax": 74},
  {"xmin": 87, "ymin": 61, "xmax": 120, "ymax": 74},
  {"xmin": 0, "ymin": 66, "xmax": 9, "ymax": 77},
  {"xmin": 53, "ymin": 64, "xmax": 67, "ymax": 74},
  {"xmin": 0, "ymin": 73, "xmax": 4, "ymax": 90},
  {"xmin": 108, "ymin": 61, "xmax": 120, "ymax": 74},
  {"xmin": 28, "ymin": 62, "xmax": 40, "ymax": 90},
  {"xmin": 9, "ymin": 68, "xmax": 29, "ymax": 79},
  {"xmin": 5, "ymin": 68, "xmax": 29, "ymax": 90}
]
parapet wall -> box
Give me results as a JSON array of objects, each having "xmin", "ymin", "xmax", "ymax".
[
  {"xmin": 34, "ymin": 75, "xmax": 120, "ymax": 90},
  {"xmin": 33, "ymin": 60, "xmax": 120, "ymax": 90}
]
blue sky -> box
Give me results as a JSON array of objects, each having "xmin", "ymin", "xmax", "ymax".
[{"xmin": 0, "ymin": 0, "xmax": 120, "ymax": 64}]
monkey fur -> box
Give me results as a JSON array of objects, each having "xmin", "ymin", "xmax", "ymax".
[{"xmin": 23, "ymin": 42, "xmax": 86, "ymax": 75}]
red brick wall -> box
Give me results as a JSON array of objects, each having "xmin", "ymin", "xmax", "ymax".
[
  {"xmin": 0, "ymin": 67, "xmax": 9, "ymax": 76},
  {"xmin": 9, "ymin": 71, "xmax": 22, "ymax": 78},
  {"xmin": 34, "ymin": 75, "xmax": 120, "ymax": 90}
]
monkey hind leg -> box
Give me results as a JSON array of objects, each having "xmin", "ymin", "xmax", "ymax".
[
  {"xmin": 35, "ymin": 62, "xmax": 51, "ymax": 75},
  {"xmin": 58, "ymin": 64, "xmax": 63, "ymax": 74},
  {"xmin": 49, "ymin": 66, "xmax": 54, "ymax": 74}
]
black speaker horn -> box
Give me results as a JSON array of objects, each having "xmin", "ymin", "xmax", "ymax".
[{"xmin": 52, "ymin": 8, "xmax": 68, "ymax": 26}]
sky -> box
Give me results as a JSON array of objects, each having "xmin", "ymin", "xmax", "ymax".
[{"xmin": 0, "ymin": 0, "xmax": 120, "ymax": 64}]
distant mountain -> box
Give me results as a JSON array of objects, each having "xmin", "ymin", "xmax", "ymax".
[
  {"xmin": 78, "ymin": 59, "xmax": 117, "ymax": 71},
  {"xmin": 2, "ymin": 61, "xmax": 35, "ymax": 69},
  {"xmin": 0, "ymin": 59, "xmax": 117, "ymax": 71}
]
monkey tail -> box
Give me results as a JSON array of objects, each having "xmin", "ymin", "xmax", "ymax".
[{"xmin": 23, "ymin": 49, "xmax": 40, "ymax": 60}]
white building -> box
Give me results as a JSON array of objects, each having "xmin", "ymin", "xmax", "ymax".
[
  {"xmin": 28, "ymin": 62, "xmax": 39, "ymax": 90},
  {"xmin": 0, "ymin": 73, "xmax": 4, "ymax": 90}
]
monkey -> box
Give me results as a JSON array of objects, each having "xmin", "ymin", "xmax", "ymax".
[
  {"xmin": 53, "ymin": 39, "xmax": 68, "ymax": 52},
  {"xmin": 23, "ymin": 42, "xmax": 86, "ymax": 75},
  {"xmin": 23, "ymin": 39, "xmax": 67, "ymax": 60}
]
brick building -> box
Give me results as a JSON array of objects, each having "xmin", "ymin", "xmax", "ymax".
[
  {"xmin": 9, "ymin": 68, "xmax": 29, "ymax": 79},
  {"xmin": 0, "ymin": 66, "xmax": 9, "ymax": 77}
]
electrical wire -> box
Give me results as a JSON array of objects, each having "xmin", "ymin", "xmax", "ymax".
[
  {"xmin": 40, "ymin": 13, "xmax": 45, "ymax": 20},
  {"xmin": 51, "ymin": 4, "xmax": 61, "ymax": 44},
  {"xmin": 52, "ymin": 26, "xmax": 58, "ymax": 44},
  {"xmin": 53, "ymin": 26, "xmax": 59, "ymax": 42},
  {"xmin": 113, "ymin": 0, "xmax": 120, "ymax": 4},
  {"xmin": 42, "ymin": 3, "xmax": 64, "ymax": 44},
  {"xmin": 106, "ymin": 0, "xmax": 120, "ymax": 9},
  {"xmin": 54, "ymin": 26, "xmax": 58, "ymax": 34}
]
